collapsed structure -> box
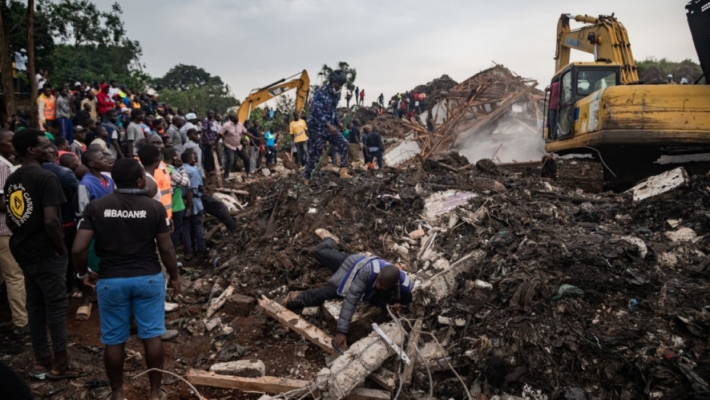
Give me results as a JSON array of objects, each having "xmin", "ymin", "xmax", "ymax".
[{"xmin": 401, "ymin": 64, "xmax": 547, "ymax": 164}]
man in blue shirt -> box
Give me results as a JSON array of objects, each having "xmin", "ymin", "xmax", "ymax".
[
  {"xmin": 264, "ymin": 130, "xmax": 278, "ymax": 167},
  {"xmin": 181, "ymin": 150, "xmax": 207, "ymax": 260},
  {"xmin": 303, "ymin": 70, "xmax": 351, "ymax": 184}
]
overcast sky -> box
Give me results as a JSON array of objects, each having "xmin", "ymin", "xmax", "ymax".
[{"xmin": 95, "ymin": 0, "xmax": 698, "ymax": 105}]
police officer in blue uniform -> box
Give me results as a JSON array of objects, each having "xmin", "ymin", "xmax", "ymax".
[{"xmin": 303, "ymin": 70, "xmax": 352, "ymax": 184}]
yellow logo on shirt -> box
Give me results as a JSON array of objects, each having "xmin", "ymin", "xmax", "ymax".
[
  {"xmin": 6, "ymin": 184, "xmax": 33, "ymax": 225},
  {"xmin": 8, "ymin": 189, "xmax": 25, "ymax": 220}
]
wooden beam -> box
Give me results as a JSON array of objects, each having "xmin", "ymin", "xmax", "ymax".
[
  {"xmin": 401, "ymin": 318, "xmax": 423, "ymax": 386},
  {"xmin": 185, "ymin": 370, "xmax": 390, "ymax": 400},
  {"xmin": 258, "ymin": 295, "xmax": 336, "ymax": 356}
]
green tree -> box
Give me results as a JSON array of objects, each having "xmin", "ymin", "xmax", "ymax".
[
  {"xmin": 153, "ymin": 64, "xmax": 220, "ymax": 91},
  {"xmin": 38, "ymin": 0, "xmax": 146, "ymax": 88},
  {"xmin": 317, "ymin": 61, "xmax": 357, "ymax": 91},
  {"xmin": 154, "ymin": 65, "xmax": 239, "ymax": 115},
  {"xmin": 636, "ymin": 57, "xmax": 704, "ymax": 84}
]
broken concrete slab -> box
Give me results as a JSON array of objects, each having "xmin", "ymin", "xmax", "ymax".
[
  {"xmin": 383, "ymin": 140, "xmax": 421, "ymax": 167},
  {"xmin": 314, "ymin": 321, "xmax": 406, "ymax": 400},
  {"xmin": 302, "ymin": 306, "xmax": 319, "ymax": 316},
  {"xmin": 424, "ymin": 190, "xmax": 478, "ymax": 221},
  {"xmin": 618, "ymin": 236, "xmax": 648, "ymax": 259},
  {"xmin": 209, "ymin": 360, "xmax": 266, "ymax": 378},
  {"xmin": 204, "ymin": 316, "xmax": 222, "ymax": 332},
  {"xmin": 438, "ymin": 316, "xmax": 466, "ymax": 326},
  {"xmin": 414, "ymin": 250, "xmax": 487, "ymax": 304},
  {"xmin": 665, "ymin": 227, "xmax": 698, "ymax": 243},
  {"xmin": 223, "ymin": 293, "xmax": 256, "ymax": 317},
  {"xmin": 212, "ymin": 192, "xmax": 245, "ymax": 212},
  {"xmin": 627, "ymin": 167, "xmax": 689, "ymax": 203}
]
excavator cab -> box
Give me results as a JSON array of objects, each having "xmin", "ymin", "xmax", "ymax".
[{"xmin": 544, "ymin": 63, "xmax": 621, "ymax": 144}]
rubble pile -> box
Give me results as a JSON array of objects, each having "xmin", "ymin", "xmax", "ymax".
[{"xmin": 180, "ymin": 155, "xmax": 710, "ymax": 399}]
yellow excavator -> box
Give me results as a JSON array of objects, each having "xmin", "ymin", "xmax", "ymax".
[
  {"xmin": 236, "ymin": 70, "xmax": 310, "ymax": 123},
  {"xmin": 543, "ymin": 4, "xmax": 710, "ymax": 191}
]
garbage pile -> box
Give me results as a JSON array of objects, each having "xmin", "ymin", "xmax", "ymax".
[
  {"xmin": 407, "ymin": 74, "xmax": 459, "ymax": 99},
  {"xmin": 177, "ymin": 154, "xmax": 710, "ymax": 400}
]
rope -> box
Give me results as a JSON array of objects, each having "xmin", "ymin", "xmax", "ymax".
[{"xmin": 132, "ymin": 368, "xmax": 204, "ymax": 400}]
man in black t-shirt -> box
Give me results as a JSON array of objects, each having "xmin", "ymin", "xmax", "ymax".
[
  {"xmin": 3, "ymin": 129, "xmax": 78, "ymax": 380},
  {"xmin": 73, "ymin": 158, "xmax": 180, "ymax": 400}
]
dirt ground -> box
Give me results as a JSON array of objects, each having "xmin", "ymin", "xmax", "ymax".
[{"xmin": 3, "ymin": 148, "xmax": 710, "ymax": 399}]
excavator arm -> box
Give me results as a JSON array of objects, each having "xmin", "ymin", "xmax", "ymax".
[
  {"xmin": 687, "ymin": 0, "xmax": 710, "ymax": 83},
  {"xmin": 555, "ymin": 14, "xmax": 639, "ymax": 84},
  {"xmin": 237, "ymin": 70, "xmax": 310, "ymax": 123}
]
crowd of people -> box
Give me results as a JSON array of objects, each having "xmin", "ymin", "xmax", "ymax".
[
  {"xmin": 388, "ymin": 90, "xmax": 427, "ymax": 120},
  {"xmin": 0, "ymin": 69, "xmax": 397, "ymax": 399}
]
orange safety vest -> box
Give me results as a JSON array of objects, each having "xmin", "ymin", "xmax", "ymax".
[
  {"xmin": 154, "ymin": 161, "xmax": 172, "ymax": 219},
  {"xmin": 42, "ymin": 95, "xmax": 56, "ymax": 121}
]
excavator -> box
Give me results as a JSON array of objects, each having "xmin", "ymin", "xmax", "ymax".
[
  {"xmin": 211, "ymin": 70, "xmax": 309, "ymax": 188},
  {"xmin": 236, "ymin": 70, "xmax": 310, "ymax": 123},
  {"xmin": 542, "ymin": 2, "xmax": 710, "ymax": 191}
]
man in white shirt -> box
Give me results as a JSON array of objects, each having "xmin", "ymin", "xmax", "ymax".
[
  {"xmin": 180, "ymin": 113, "xmax": 200, "ymax": 139},
  {"xmin": 14, "ymin": 49, "xmax": 27, "ymax": 73}
]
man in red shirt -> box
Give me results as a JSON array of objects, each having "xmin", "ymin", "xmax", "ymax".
[{"xmin": 96, "ymin": 83, "xmax": 114, "ymax": 121}]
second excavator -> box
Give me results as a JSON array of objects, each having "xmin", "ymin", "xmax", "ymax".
[{"xmin": 236, "ymin": 70, "xmax": 310, "ymax": 123}]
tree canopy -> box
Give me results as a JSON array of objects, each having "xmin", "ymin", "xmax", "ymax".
[
  {"xmin": 636, "ymin": 57, "xmax": 704, "ymax": 84},
  {"xmin": 154, "ymin": 65, "xmax": 239, "ymax": 116},
  {"xmin": 317, "ymin": 62, "xmax": 357, "ymax": 91},
  {"xmin": 37, "ymin": 0, "xmax": 146, "ymax": 88}
]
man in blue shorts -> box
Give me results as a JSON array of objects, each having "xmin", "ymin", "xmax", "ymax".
[{"xmin": 72, "ymin": 158, "xmax": 181, "ymax": 400}]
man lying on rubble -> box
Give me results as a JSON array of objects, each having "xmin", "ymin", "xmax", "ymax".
[{"xmin": 283, "ymin": 231, "xmax": 413, "ymax": 350}]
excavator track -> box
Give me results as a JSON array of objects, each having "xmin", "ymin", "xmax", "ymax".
[{"xmin": 541, "ymin": 157, "xmax": 605, "ymax": 193}]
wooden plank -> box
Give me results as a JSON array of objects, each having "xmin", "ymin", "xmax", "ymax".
[
  {"xmin": 187, "ymin": 370, "xmax": 306, "ymax": 393},
  {"xmin": 185, "ymin": 370, "xmax": 390, "ymax": 400},
  {"xmin": 401, "ymin": 318, "xmax": 423, "ymax": 386},
  {"xmin": 258, "ymin": 295, "xmax": 337, "ymax": 356}
]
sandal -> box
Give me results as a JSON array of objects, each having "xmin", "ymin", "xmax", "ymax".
[
  {"xmin": 46, "ymin": 368, "xmax": 82, "ymax": 380},
  {"xmin": 76, "ymin": 303, "xmax": 92, "ymax": 321}
]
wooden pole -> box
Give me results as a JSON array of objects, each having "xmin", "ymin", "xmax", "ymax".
[
  {"xmin": 400, "ymin": 318, "xmax": 423, "ymax": 386},
  {"xmin": 0, "ymin": 0, "xmax": 17, "ymax": 122},
  {"xmin": 26, "ymin": 0, "xmax": 38, "ymax": 128}
]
